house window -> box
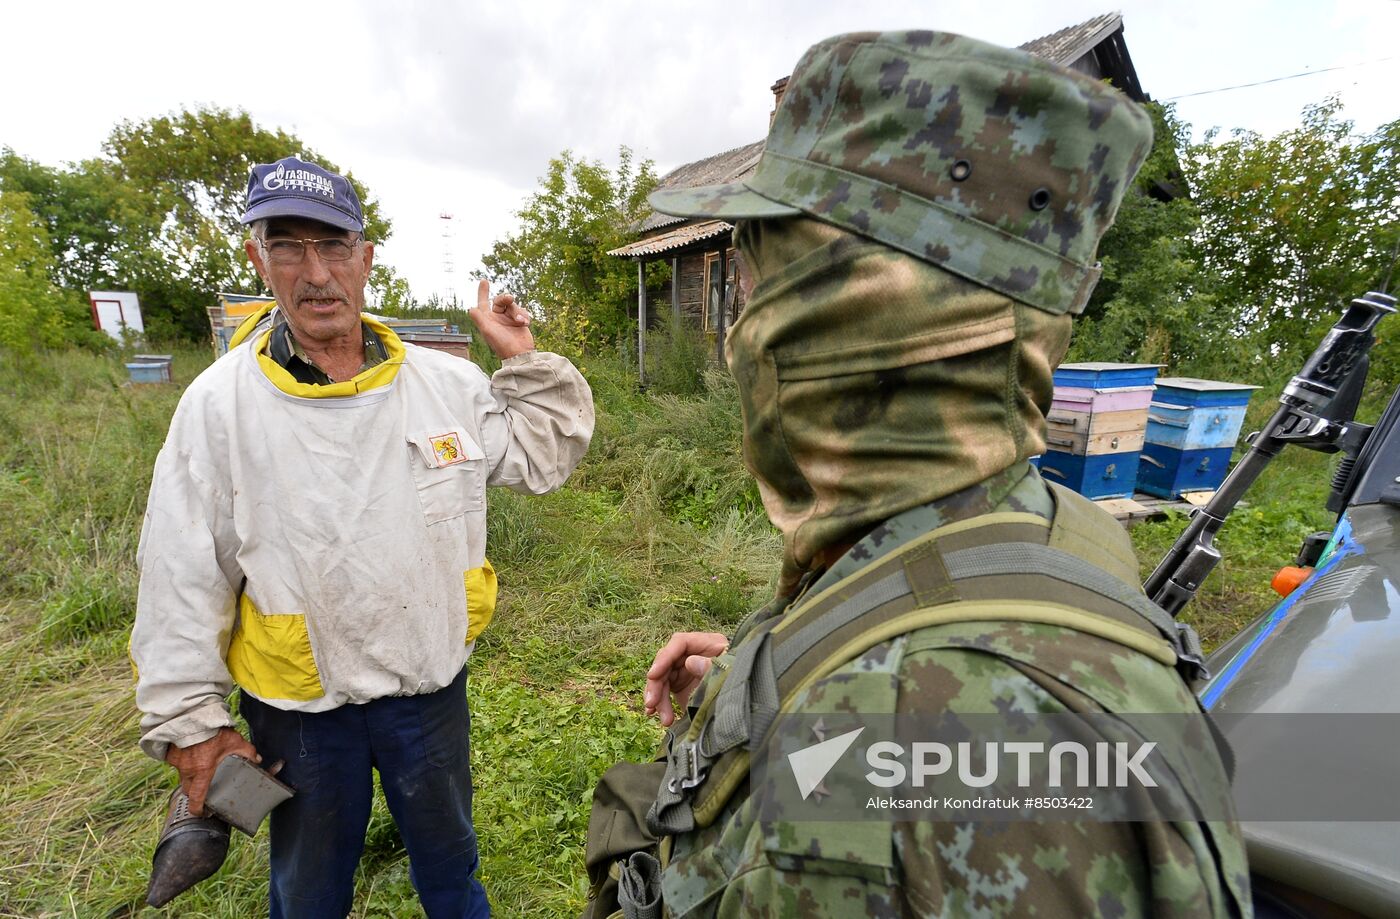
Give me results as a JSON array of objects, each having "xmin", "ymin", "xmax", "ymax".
[
  {"xmin": 703, "ymin": 252, "xmax": 721, "ymax": 331},
  {"xmin": 702, "ymin": 249, "xmax": 742, "ymax": 332}
]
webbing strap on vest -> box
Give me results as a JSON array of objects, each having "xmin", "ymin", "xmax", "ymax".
[{"xmin": 646, "ymin": 485, "xmax": 1209, "ymax": 836}]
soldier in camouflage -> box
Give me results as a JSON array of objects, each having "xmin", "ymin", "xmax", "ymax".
[{"xmin": 632, "ymin": 30, "xmax": 1250, "ymax": 918}]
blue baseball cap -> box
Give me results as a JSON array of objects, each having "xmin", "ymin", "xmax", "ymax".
[{"xmin": 241, "ymin": 155, "xmax": 364, "ymax": 233}]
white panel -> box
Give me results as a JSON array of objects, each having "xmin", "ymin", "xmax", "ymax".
[
  {"xmin": 90, "ymin": 290, "xmax": 144, "ymax": 337},
  {"xmin": 93, "ymin": 300, "xmax": 124, "ymax": 340}
]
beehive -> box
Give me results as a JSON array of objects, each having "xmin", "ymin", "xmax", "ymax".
[
  {"xmin": 1138, "ymin": 378, "xmax": 1258, "ymax": 498},
  {"xmin": 125, "ymin": 353, "xmax": 173, "ymax": 384},
  {"xmin": 1038, "ymin": 363, "xmax": 1161, "ymax": 499}
]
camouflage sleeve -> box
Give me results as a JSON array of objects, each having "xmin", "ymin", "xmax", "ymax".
[{"xmin": 890, "ymin": 630, "xmax": 1246, "ymax": 918}]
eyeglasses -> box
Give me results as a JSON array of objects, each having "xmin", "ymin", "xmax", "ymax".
[{"xmin": 259, "ymin": 236, "xmax": 361, "ymax": 265}]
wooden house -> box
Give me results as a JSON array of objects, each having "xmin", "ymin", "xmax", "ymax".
[{"xmin": 608, "ymin": 13, "xmax": 1153, "ymax": 375}]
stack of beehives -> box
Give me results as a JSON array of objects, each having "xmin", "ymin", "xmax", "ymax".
[{"xmin": 1037, "ymin": 362, "xmax": 1161, "ymax": 500}]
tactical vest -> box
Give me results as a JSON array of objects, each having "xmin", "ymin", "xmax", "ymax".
[{"xmin": 585, "ymin": 483, "xmax": 1213, "ymax": 919}]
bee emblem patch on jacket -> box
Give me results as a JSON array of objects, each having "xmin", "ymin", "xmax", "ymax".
[{"xmin": 431, "ymin": 432, "xmax": 467, "ymax": 467}]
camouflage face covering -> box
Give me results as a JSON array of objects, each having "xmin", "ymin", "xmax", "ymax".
[
  {"xmin": 728, "ymin": 217, "xmax": 1072, "ymax": 589},
  {"xmin": 652, "ymin": 29, "xmax": 1153, "ymax": 587},
  {"xmin": 650, "ymin": 30, "xmax": 1154, "ymax": 316}
]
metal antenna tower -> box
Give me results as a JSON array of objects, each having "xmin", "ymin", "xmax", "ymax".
[{"xmin": 439, "ymin": 212, "xmax": 456, "ymax": 305}]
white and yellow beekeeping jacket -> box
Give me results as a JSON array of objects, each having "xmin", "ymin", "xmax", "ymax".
[{"xmin": 131, "ymin": 317, "xmax": 593, "ymax": 761}]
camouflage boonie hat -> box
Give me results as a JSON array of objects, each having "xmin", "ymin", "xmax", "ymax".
[{"xmin": 649, "ymin": 30, "xmax": 1153, "ymax": 316}]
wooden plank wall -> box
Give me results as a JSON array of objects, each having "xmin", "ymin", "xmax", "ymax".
[
  {"xmin": 637, "ymin": 254, "xmax": 704, "ymax": 327},
  {"xmin": 678, "ymin": 254, "xmax": 705, "ymax": 321},
  {"xmin": 637, "ymin": 248, "xmax": 750, "ymax": 328}
]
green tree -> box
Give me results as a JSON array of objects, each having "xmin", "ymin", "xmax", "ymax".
[
  {"xmin": 1070, "ymin": 99, "xmax": 1399, "ymax": 389},
  {"xmin": 1069, "ymin": 103, "xmax": 1238, "ymax": 374},
  {"xmin": 369, "ymin": 264, "xmax": 417, "ymax": 313},
  {"xmin": 1188, "ymin": 99, "xmax": 1400, "ymax": 367},
  {"xmin": 100, "ymin": 107, "xmax": 398, "ymax": 340},
  {"xmin": 0, "ymin": 191, "xmax": 98, "ymax": 354},
  {"xmin": 479, "ymin": 147, "xmax": 662, "ymax": 354},
  {"xmin": 0, "ymin": 150, "xmax": 127, "ymax": 293},
  {"xmin": 2, "ymin": 107, "xmax": 412, "ymax": 342}
]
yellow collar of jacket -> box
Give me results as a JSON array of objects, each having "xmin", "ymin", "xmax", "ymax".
[{"xmin": 252, "ymin": 313, "xmax": 406, "ymax": 398}]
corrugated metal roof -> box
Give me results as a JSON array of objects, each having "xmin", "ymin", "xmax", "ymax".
[
  {"xmin": 1019, "ymin": 12, "xmax": 1122, "ymax": 66},
  {"xmin": 608, "ymin": 219, "xmax": 732, "ymax": 257}
]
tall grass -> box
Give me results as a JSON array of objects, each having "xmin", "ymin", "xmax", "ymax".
[
  {"xmin": 0, "ymin": 340, "xmax": 1358, "ymax": 917},
  {"xmin": 0, "ymin": 342, "xmax": 777, "ymax": 918},
  {"xmin": 642, "ymin": 311, "xmax": 710, "ymax": 397}
]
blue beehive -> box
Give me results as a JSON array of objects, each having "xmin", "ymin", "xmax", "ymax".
[
  {"xmin": 1138, "ymin": 378, "xmax": 1258, "ymax": 498},
  {"xmin": 1051, "ymin": 362, "xmax": 1163, "ymax": 390},
  {"xmin": 1042, "ymin": 363, "xmax": 1162, "ymax": 499},
  {"xmin": 1145, "ymin": 403, "xmax": 1248, "ymax": 450},
  {"xmin": 126, "ymin": 354, "xmax": 173, "ymax": 384},
  {"xmin": 1037, "ymin": 451, "xmax": 1142, "ymax": 500}
]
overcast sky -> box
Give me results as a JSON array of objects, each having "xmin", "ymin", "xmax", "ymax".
[{"xmin": 2, "ymin": 0, "xmax": 1396, "ymax": 305}]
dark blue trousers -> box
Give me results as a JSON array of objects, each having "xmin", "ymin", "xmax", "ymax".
[{"xmin": 240, "ymin": 667, "xmax": 490, "ymax": 919}]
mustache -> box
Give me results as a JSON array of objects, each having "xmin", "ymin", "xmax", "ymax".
[{"xmin": 295, "ymin": 283, "xmax": 348, "ymax": 304}]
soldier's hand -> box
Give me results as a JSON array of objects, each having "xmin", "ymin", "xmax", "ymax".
[
  {"xmin": 645, "ymin": 631, "xmax": 730, "ymax": 727},
  {"xmin": 469, "ymin": 279, "xmax": 534, "ymax": 360},
  {"xmin": 165, "ymin": 727, "xmax": 260, "ymax": 817}
]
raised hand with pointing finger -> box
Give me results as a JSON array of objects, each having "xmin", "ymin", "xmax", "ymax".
[{"xmin": 470, "ymin": 279, "xmax": 534, "ymax": 360}]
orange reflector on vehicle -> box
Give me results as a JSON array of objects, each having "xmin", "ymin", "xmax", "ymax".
[{"xmin": 1271, "ymin": 565, "xmax": 1313, "ymax": 597}]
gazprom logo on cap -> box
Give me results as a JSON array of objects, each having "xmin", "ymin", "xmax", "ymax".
[{"xmin": 263, "ymin": 162, "xmax": 335, "ymax": 199}]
